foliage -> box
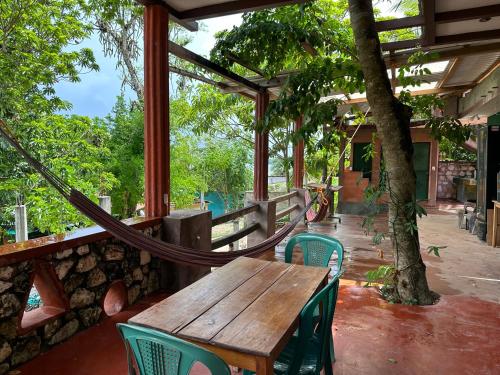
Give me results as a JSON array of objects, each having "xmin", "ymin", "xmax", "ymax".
[
  {"xmin": 439, "ymin": 137, "xmax": 476, "ymax": 162},
  {"xmin": 427, "ymin": 245, "xmax": 445, "ymax": 257},
  {"xmin": 197, "ymin": 140, "xmax": 252, "ymax": 211},
  {"xmin": 0, "ymin": 0, "xmax": 98, "ymax": 118},
  {"xmin": 365, "ymin": 265, "xmax": 395, "ymax": 288},
  {"xmin": 98, "ymin": 97, "xmax": 144, "ymax": 218},
  {"xmin": 0, "ymin": 115, "xmax": 117, "ymax": 234}
]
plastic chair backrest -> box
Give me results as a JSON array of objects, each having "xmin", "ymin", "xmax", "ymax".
[
  {"xmin": 117, "ymin": 323, "xmax": 231, "ymax": 375},
  {"xmin": 285, "ymin": 233, "xmax": 344, "ymax": 274},
  {"xmin": 288, "ymin": 274, "xmax": 341, "ymax": 375}
]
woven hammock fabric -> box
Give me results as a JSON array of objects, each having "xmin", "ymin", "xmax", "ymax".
[{"xmin": 0, "ymin": 121, "xmax": 326, "ymax": 267}]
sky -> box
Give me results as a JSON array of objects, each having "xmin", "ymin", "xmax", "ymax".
[{"xmin": 55, "ymin": 14, "xmax": 242, "ymax": 119}]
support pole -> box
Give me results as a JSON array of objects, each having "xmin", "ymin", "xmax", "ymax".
[
  {"xmin": 293, "ymin": 116, "xmax": 305, "ymax": 188},
  {"xmin": 253, "ymin": 91, "xmax": 270, "ymax": 201},
  {"xmin": 15, "ymin": 205, "xmax": 28, "ymax": 243},
  {"xmin": 144, "ymin": 4, "xmax": 170, "ymax": 217}
]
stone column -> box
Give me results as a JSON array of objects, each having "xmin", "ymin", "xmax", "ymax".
[
  {"xmin": 144, "ymin": 4, "xmax": 170, "ymax": 217},
  {"xmin": 161, "ymin": 210, "xmax": 212, "ymax": 290},
  {"xmin": 98, "ymin": 196, "xmax": 112, "ymax": 214},
  {"xmin": 15, "ymin": 205, "xmax": 28, "ymax": 242}
]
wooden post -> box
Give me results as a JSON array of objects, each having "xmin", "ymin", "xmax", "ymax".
[
  {"xmin": 293, "ymin": 116, "xmax": 305, "ymax": 188},
  {"xmin": 144, "ymin": 4, "xmax": 170, "ymax": 217},
  {"xmin": 338, "ymin": 135, "xmax": 346, "ymax": 209},
  {"xmin": 161, "ymin": 210, "xmax": 212, "ymax": 290},
  {"xmin": 253, "ymin": 91, "xmax": 270, "ymax": 201}
]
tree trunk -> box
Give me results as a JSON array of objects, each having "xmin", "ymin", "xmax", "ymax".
[{"xmin": 348, "ymin": 0, "xmax": 436, "ymax": 305}]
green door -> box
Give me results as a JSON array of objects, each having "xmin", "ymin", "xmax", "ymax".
[
  {"xmin": 413, "ymin": 142, "xmax": 430, "ymax": 200},
  {"xmin": 352, "ymin": 142, "xmax": 372, "ymax": 180}
]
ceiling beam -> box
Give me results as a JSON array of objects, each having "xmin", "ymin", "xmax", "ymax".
[
  {"xmin": 375, "ymin": 16, "xmax": 424, "ymax": 31},
  {"xmin": 136, "ymin": 0, "xmax": 199, "ymax": 31},
  {"xmin": 168, "ymin": 42, "xmax": 266, "ymax": 93},
  {"xmin": 436, "ymin": 58, "xmax": 459, "ymax": 88},
  {"xmin": 385, "ymin": 42, "xmax": 500, "ymax": 66},
  {"xmin": 343, "ymin": 85, "xmax": 473, "ymax": 105},
  {"xmin": 435, "ymin": 4, "xmax": 500, "ymax": 24},
  {"xmin": 382, "ymin": 29, "xmax": 500, "ymax": 51},
  {"xmin": 176, "ymin": 0, "xmax": 307, "ymax": 22},
  {"xmin": 422, "ymin": 0, "xmax": 435, "ymax": 46},
  {"xmin": 376, "ymin": 5, "xmax": 500, "ymax": 32},
  {"xmin": 225, "ymin": 52, "xmax": 266, "ymax": 76},
  {"xmin": 459, "ymin": 67, "xmax": 500, "ymax": 117}
]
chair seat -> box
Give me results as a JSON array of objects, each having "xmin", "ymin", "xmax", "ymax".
[{"xmin": 274, "ymin": 335, "xmax": 323, "ymax": 375}]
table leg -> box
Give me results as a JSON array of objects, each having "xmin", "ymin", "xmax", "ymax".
[
  {"xmin": 256, "ymin": 356, "xmax": 273, "ymax": 375},
  {"xmin": 493, "ymin": 205, "xmax": 498, "ymax": 247}
]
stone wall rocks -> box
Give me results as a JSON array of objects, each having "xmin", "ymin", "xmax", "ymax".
[
  {"xmin": 0, "ymin": 223, "xmax": 163, "ymax": 371},
  {"xmin": 437, "ymin": 161, "xmax": 476, "ymax": 199}
]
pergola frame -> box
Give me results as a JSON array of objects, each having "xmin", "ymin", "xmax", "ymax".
[{"xmin": 140, "ymin": 0, "xmax": 500, "ymax": 217}]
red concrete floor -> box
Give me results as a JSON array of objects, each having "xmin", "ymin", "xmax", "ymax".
[{"xmin": 333, "ymin": 286, "xmax": 500, "ymax": 375}]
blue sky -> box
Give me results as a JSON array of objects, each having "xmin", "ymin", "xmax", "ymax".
[{"xmin": 55, "ymin": 14, "xmax": 242, "ymax": 119}]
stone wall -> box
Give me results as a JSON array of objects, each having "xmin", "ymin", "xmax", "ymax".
[
  {"xmin": 437, "ymin": 161, "xmax": 476, "ymax": 199},
  {"xmin": 0, "ymin": 224, "xmax": 162, "ymax": 374}
]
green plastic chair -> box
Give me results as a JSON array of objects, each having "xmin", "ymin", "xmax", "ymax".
[
  {"xmin": 243, "ymin": 274, "xmax": 341, "ymax": 375},
  {"xmin": 117, "ymin": 323, "xmax": 231, "ymax": 375},
  {"xmin": 285, "ymin": 233, "xmax": 344, "ymax": 363},
  {"xmin": 285, "ymin": 233, "xmax": 344, "ymax": 275}
]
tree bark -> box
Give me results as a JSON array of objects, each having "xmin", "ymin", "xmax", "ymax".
[{"xmin": 348, "ymin": 0, "xmax": 436, "ymax": 304}]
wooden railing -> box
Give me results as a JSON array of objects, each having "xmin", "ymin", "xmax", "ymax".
[
  {"xmin": 210, "ymin": 190, "xmax": 303, "ymax": 250},
  {"xmin": 211, "ymin": 204, "xmax": 258, "ymax": 227},
  {"xmin": 272, "ymin": 190, "xmax": 299, "ymax": 221}
]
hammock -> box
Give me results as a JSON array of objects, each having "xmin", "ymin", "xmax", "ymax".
[
  {"xmin": 305, "ymin": 189, "xmax": 330, "ymax": 222},
  {"xmin": 0, "ymin": 121, "xmax": 321, "ymax": 267}
]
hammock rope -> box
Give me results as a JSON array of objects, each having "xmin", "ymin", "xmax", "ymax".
[{"xmin": 0, "ymin": 120, "xmax": 320, "ymax": 267}]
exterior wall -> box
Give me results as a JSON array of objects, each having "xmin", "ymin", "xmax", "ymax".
[
  {"xmin": 437, "ymin": 161, "xmax": 476, "ymax": 199},
  {"xmin": 0, "ymin": 220, "xmax": 162, "ymax": 374},
  {"xmin": 338, "ymin": 126, "xmax": 439, "ymax": 214}
]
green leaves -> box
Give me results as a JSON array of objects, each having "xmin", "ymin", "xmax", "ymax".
[
  {"xmin": 0, "ymin": 0, "xmax": 97, "ymax": 118},
  {"xmin": 427, "ymin": 245, "xmax": 446, "ymax": 257}
]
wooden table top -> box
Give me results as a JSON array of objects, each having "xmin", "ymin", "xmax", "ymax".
[{"xmin": 129, "ymin": 257, "xmax": 329, "ymax": 358}]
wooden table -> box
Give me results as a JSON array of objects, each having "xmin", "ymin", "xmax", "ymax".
[
  {"xmin": 129, "ymin": 257, "xmax": 329, "ymax": 374},
  {"xmin": 493, "ymin": 201, "xmax": 500, "ymax": 247}
]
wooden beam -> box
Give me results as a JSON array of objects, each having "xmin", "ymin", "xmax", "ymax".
[
  {"xmin": 136, "ymin": 0, "xmax": 198, "ymax": 31},
  {"xmin": 144, "ymin": 4, "xmax": 170, "ymax": 217},
  {"xmin": 435, "ymin": 5, "xmax": 500, "ymax": 24},
  {"xmin": 382, "ymin": 29, "xmax": 500, "ymax": 51},
  {"xmin": 476, "ymin": 59, "xmax": 500, "ymax": 84},
  {"xmin": 225, "ymin": 52, "xmax": 265, "ymax": 77},
  {"xmin": 254, "ymin": 92, "xmax": 270, "ymax": 201},
  {"xmin": 301, "ymin": 41, "xmax": 318, "ymax": 56},
  {"xmin": 422, "ymin": 0, "xmax": 435, "ymax": 46},
  {"xmin": 386, "ymin": 42, "xmax": 500, "ymax": 66},
  {"xmin": 293, "ymin": 116, "xmax": 304, "ymax": 189},
  {"xmin": 375, "ymin": 16, "xmax": 424, "ymax": 32},
  {"xmin": 436, "ymin": 29, "xmax": 500, "ymax": 46},
  {"xmin": 376, "ymin": 5, "xmax": 500, "ymax": 32},
  {"xmin": 436, "ymin": 58, "xmax": 459, "ymax": 88},
  {"xmin": 343, "ymin": 86, "xmax": 473, "ymax": 105},
  {"xmin": 170, "ymin": 66, "xmax": 228, "ymax": 88},
  {"xmin": 168, "ymin": 42, "xmax": 266, "ymax": 93},
  {"xmin": 176, "ymin": 0, "xmax": 307, "ymax": 22},
  {"xmin": 212, "ymin": 204, "xmax": 259, "ymax": 226}
]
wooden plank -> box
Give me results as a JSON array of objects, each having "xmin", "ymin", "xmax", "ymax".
[
  {"xmin": 177, "ymin": 261, "xmax": 292, "ymax": 341},
  {"xmin": 435, "ymin": 5, "xmax": 500, "ymax": 24},
  {"xmin": 129, "ymin": 257, "xmax": 270, "ymax": 332},
  {"xmin": 210, "ymin": 264, "xmax": 329, "ymax": 357},
  {"xmin": 375, "ymin": 15, "xmax": 424, "ymax": 31},
  {"xmin": 212, "ymin": 204, "xmax": 259, "ymax": 227},
  {"xmin": 422, "ymin": 0, "xmax": 435, "ymax": 46},
  {"xmin": 176, "ymin": 0, "xmax": 308, "ymax": 22},
  {"xmin": 211, "ymin": 223, "xmax": 260, "ymax": 250},
  {"xmin": 168, "ymin": 42, "xmax": 265, "ymax": 93},
  {"xmin": 276, "ymin": 204, "xmax": 299, "ymax": 220},
  {"xmin": 272, "ymin": 191, "xmax": 298, "ymax": 203}
]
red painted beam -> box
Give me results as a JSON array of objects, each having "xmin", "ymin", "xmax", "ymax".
[
  {"xmin": 253, "ymin": 92, "xmax": 270, "ymax": 201},
  {"xmin": 293, "ymin": 116, "xmax": 304, "ymax": 189},
  {"xmin": 144, "ymin": 4, "xmax": 170, "ymax": 217}
]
